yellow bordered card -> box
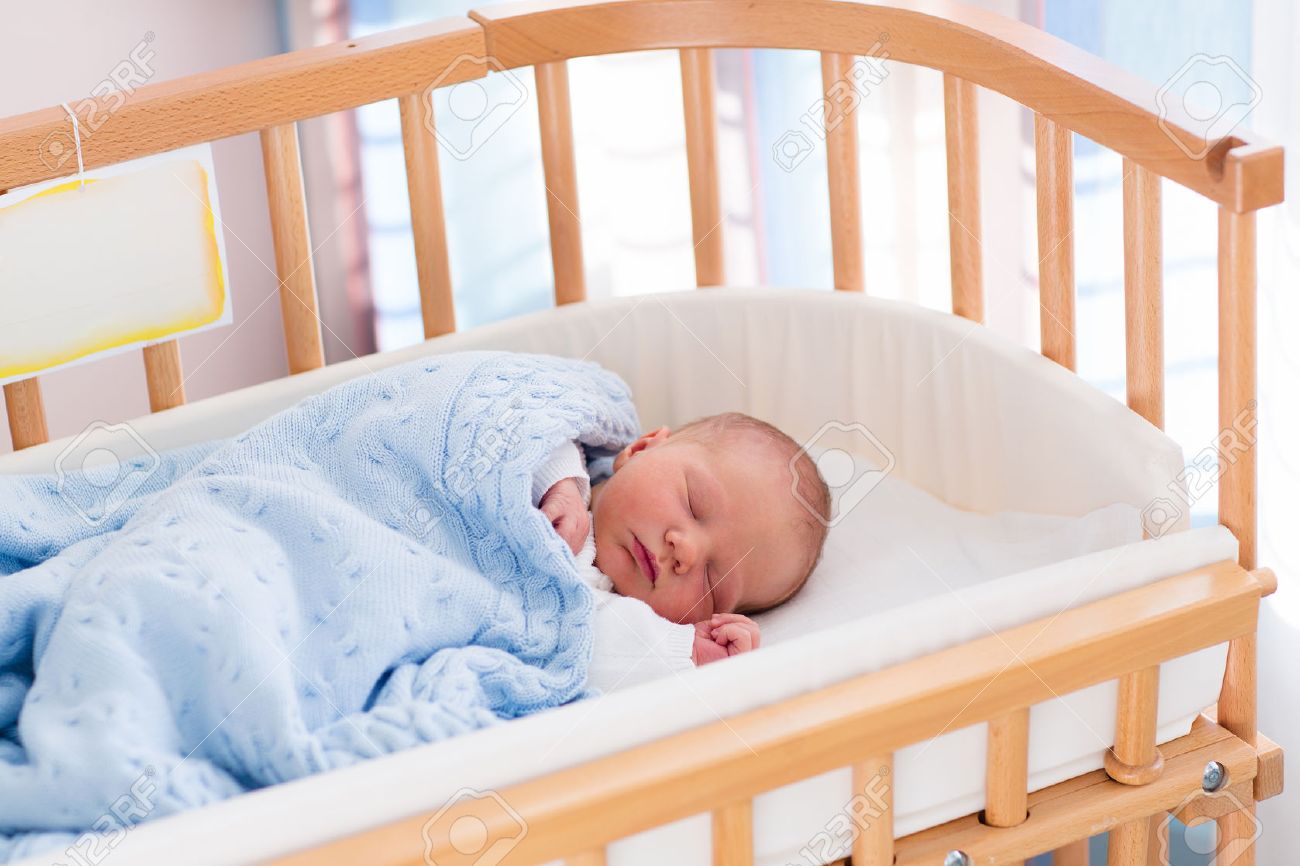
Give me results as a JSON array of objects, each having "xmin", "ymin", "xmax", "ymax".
[{"xmin": 0, "ymin": 143, "xmax": 231, "ymax": 384}]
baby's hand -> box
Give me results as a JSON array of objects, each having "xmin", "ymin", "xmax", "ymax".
[
  {"xmin": 692, "ymin": 613, "xmax": 761, "ymax": 666},
  {"xmin": 539, "ymin": 477, "xmax": 589, "ymax": 555}
]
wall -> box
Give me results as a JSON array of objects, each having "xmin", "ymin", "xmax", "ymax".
[{"xmin": 0, "ymin": 0, "xmax": 294, "ymax": 454}]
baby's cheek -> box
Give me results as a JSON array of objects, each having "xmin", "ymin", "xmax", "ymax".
[
  {"xmin": 663, "ymin": 593, "xmax": 698, "ymax": 625},
  {"xmin": 598, "ymin": 544, "xmax": 638, "ymax": 598}
]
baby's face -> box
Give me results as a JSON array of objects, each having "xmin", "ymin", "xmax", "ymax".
[{"xmin": 591, "ymin": 428, "xmax": 807, "ymax": 624}]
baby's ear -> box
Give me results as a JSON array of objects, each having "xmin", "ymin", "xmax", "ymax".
[{"xmin": 612, "ymin": 426, "xmax": 671, "ymax": 472}]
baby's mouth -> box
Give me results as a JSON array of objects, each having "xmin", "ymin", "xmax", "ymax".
[{"xmin": 631, "ymin": 534, "xmax": 659, "ymax": 585}]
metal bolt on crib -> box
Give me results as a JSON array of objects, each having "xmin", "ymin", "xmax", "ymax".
[{"xmin": 1202, "ymin": 760, "xmax": 1228, "ymax": 793}]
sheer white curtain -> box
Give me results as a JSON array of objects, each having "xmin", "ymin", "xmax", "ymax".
[{"xmin": 1250, "ymin": 0, "xmax": 1300, "ymax": 858}]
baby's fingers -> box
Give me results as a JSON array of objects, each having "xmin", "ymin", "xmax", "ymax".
[
  {"xmin": 558, "ymin": 517, "xmax": 585, "ymax": 554},
  {"xmin": 540, "ymin": 498, "xmax": 565, "ymax": 522},
  {"xmin": 711, "ymin": 622, "xmax": 755, "ymax": 655},
  {"xmin": 710, "ymin": 614, "xmax": 760, "ymax": 649},
  {"xmin": 567, "ymin": 511, "xmax": 590, "ymax": 554},
  {"xmin": 543, "ymin": 506, "xmax": 580, "ymax": 554}
]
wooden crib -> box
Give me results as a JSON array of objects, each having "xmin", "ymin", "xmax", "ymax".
[{"xmin": 0, "ymin": 1, "xmax": 1284, "ymax": 864}]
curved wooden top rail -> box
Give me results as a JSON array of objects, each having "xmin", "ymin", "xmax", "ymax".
[
  {"xmin": 0, "ymin": 0, "xmax": 1282, "ymax": 212},
  {"xmin": 471, "ymin": 0, "xmax": 1282, "ymax": 212}
]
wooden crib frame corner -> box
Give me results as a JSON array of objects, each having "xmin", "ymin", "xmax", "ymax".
[{"xmin": 0, "ymin": 2, "xmax": 1285, "ymax": 865}]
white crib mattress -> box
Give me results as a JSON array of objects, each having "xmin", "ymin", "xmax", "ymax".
[{"xmin": 5, "ymin": 289, "xmax": 1232, "ymax": 866}]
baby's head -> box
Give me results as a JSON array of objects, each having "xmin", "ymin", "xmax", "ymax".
[{"xmin": 590, "ymin": 412, "xmax": 830, "ymax": 624}]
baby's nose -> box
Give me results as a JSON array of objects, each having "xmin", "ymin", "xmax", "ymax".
[
  {"xmin": 671, "ymin": 539, "xmax": 695, "ymax": 574},
  {"xmin": 666, "ymin": 528, "xmax": 699, "ymax": 574}
]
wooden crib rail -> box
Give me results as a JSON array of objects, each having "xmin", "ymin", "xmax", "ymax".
[
  {"xmin": 470, "ymin": 0, "xmax": 1283, "ymax": 213},
  {"xmin": 0, "ymin": 19, "xmax": 484, "ymax": 193},
  {"xmin": 275, "ymin": 560, "xmax": 1271, "ymax": 866},
  {"xmin": 896, "ymin": 717, "xmax": 1259, "ymax": 866}
]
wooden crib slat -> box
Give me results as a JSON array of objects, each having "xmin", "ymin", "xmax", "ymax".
[
  {"xmin": 260, "ymin": 122, "xmax": 326, "ymax": 374},
  {"xmin": 1106, "ymin": 818, "xmax": 1149, "ymax": 866},
  {"xmin": 1219, "ymin": 633, "xmax": 1258, "ymax": 752},
  {"xmin": 566, "ymin": 849, "xmax": 606, "ymax": 866},
  {"xmin": 943, "ymin": 73, "xmax": 983, "ymax": 322},
  {"xmin": 680, "ymin": 47, "xmax": 724, "ymax": 287},
  {"xmin": 852, "ymin": 756, "xmax": 894, "ymax": 866},
  {"xmin": 1145, "ymin": 812, "xmax": 1165, "ymax": 864},
  {"xmin": 1105, "ymin": 665, "xmax": 1163, "ymax": 785},
  {"xmin": 1104, "ymin": 665, "xmax": 1162, "ymax": 865},
  {"xmin": 712, "ymin": 800, "xmax": 753, "ymax": 866},
  {"xmin": 821, "ymin": 52, "xmax": 863, "ymax": 293},
  {"xmin": 1217, "ymin": 207, "xmax": 1257, "ymax": 570},
  {"xmin": 1218, "ymin": 801, "xmax": 1260, "ymax": 866},
  {"xmin": 1052, "ymin": 837, "xmax": 1089, "ymax": 866},
  {"xmin": 399, "ymin": 90, "xmax": 456, "ymax": 338},
  {"xmin": 985, "ymin": 709, "xmax": 1029, "ymax": 827},
  {"xmin": 1216, "ymin": 205, "xmax": 1260, "ymax": 866},
  {"xmin": 1218, "ymin": 630, "xmax": 1259, "ymax": 866},
  {"xmin": 535, "ymin": 61, "xmax": 586, "ymax": 305},
  {"xmin": 985, "ymin": 708, "xmax": 1029, "ymax": 866},
  {"xmin": 142, "ymin": 341, "xmax": 186, "ymax": 412},
  {"xmin": 1104, "ymin": 666, "xmax": 1161, "ymax": 866},
  {"xmin": 3, "ymin": 378, "xmax": 49, "ymax": 450},
  {"xmin": 1034, "ymin": 114, "xmax": 1076, "ymax": 370},
  {"xmin": 1123, "ymin": 160, "xmax": 1163, "ymax": 428}
]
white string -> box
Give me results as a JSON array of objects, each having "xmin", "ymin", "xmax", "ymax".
[{"xmin": 59, "ymin": 102, "xmax": 86, "ymax": 191}]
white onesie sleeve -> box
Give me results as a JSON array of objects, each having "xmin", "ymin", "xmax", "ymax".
[
  {"xmin": 532, "ymin": 441, "xmax": 591, "ymax": 506},
  {"xmin": 585, "ymin": 593, "xmax": 697, "ymax": 693},
  {"xmin": 566, "ymin": 513, "xmax": 697, "ymax": 693}
]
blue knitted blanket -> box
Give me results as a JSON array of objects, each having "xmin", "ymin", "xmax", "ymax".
[{"xmin": 0, "ymin": 352, "xmax": 639, "ymax": 861}]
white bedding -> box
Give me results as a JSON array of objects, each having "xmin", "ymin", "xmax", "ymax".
[
  {"xmin": 5, "ymin": 289, "xmax": 1232, "ymax": 866},
  {"xmin": 757, "ymin": 462, "xmax": 1144, "ymax": 644}
]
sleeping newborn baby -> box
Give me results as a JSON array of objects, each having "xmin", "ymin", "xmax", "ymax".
[{"xmin": 534, "ymin": 412, "xmax": 831, "ymax": 692}]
